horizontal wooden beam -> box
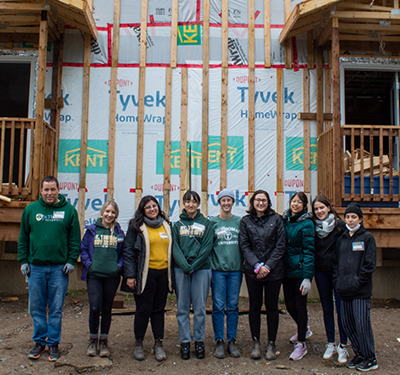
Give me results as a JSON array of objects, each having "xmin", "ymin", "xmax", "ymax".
[
  {"xmin": 0, "ymin": 26, "xmax": 39, "ymax": 33},
  {"xmin": 298, "ymin": 112, "xmax": 333, "ymax": 121},
  {"xmin": 299, "ymin": 0, "xmax": 341, "ymax": 16},
  {"xmin": 0, "ymin": 3, "xmax": 47, "ymax": 12},
  {"xmin": 334, "ymin": 10, "xmax": 400, "ymax": 21},
  {"xmin": 340, "ymin": 33, "xmax": 400, "ymax": 42}
]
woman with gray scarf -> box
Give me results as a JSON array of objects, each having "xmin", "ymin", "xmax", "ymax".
[
  {"xmin": 311, "ymin": 196, "xmax": 348, "ymax": 363},
  {"xmin": 122, "ymin": 196, "xmax": 173, "ymax": 362}
]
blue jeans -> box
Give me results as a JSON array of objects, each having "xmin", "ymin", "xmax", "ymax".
[
  {"xmin": 28, "ymin": 264, "xmax": 69, "ymax": 346},
  {"xmin": 315, "ymin": 270, "xmax": 347, "ymax": 345},
  {"xmin": 211, "ymin": 270, "xmax": 242, "ymax": 342},
  {"xmin": 175, "ymin": 268, "xmax": 211, "ymax": 343}
]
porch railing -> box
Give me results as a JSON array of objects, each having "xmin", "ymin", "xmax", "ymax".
[
  {"xmin": 342, "ymin": 125, "xmax": 400, "ymax": 202},
  {"xmin": 317, "ymin": 127, "xmax": 334, "ymax": 201},
  {"xmin": 0, "ymin": 118, "xmax": 56, "ymax": 199}
]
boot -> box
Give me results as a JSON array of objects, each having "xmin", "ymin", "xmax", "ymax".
[
  {"xmin": 99, "ymin": 338, "xmax": 110, "ymax": 357},
  {"xmin": 86, "ymin": 338, "xmax": 98, "ymax": 357},
  {"xmin": 265, "ymin": 341, "xmax": 276, "ymax": 360},
  {"xmin": 228, "ymin": 340, "xmax": 240, "ymax": 358},
  {"xmin": 251, "ymin": 339, "xmax": 261, "ymax": 360},
  {"xmin": 214, "ymin": 339, "xmax": 225, "ymax": 359},
  {"xmin": 154, "ymin": 339, "xmax": 166, "ymax": 362},
  {"xmin": 134, "ymin": 340, "xmax": 145, "ymax": 361}
]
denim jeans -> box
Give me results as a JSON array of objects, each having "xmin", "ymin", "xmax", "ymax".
[
  {"xmin": 211, "ymin": 270, "xmax": 242, "ymax": 342},
  {"xmin": 29, "ymin": 264, "xmax": 69, "ymax": 346},
  {"xmin": 175, "ymin": 268, "xmax": 211, "ymax": 343},
  {"xmin": 315, "ymin": 270, "xmax": 347, "ymax": 345}
]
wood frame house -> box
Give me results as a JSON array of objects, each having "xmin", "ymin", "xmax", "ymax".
[{"xmin": 0, "ymin": 0, "xmax": 96, "ymax": 255}]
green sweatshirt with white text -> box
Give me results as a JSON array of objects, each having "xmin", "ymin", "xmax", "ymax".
[
  {"xmin": 172, "ymin": 209, "xmax": 213, "ymax": 274},
  {"xmin": 18, "ymin": 194, "xmax": 81, "ymax": 266}
]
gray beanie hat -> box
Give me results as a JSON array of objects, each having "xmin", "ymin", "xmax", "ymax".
[{"xmin": 217, "ymin": 188, "xmax": 235, "ymax": 202}]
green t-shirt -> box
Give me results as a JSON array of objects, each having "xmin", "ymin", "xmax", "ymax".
[
  {"xmin": 89, "ymin": 222, "xmax": 119, "ymax": 278},
  {"xmin": 210, "ymin": 215, "xmax": 243, "ymax": 272}
]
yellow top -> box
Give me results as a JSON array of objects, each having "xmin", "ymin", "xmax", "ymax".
[{"xmin": 147, "ymin": 225, "xmax": 169, "ymax": 270}]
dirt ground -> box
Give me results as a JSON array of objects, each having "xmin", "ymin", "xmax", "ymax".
[{"xmin": 0, "ymin": 292, "xmax": 399, "ymax": 375}]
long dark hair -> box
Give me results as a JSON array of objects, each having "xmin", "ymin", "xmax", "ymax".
[
  {"xmin": 129, "ymin": 195, "xmax": 168, "ymax": 232},
  {"xmin": 182, "ymin": 190, "xmax": 200, "ymax": 204},
  {"xmin": 289, "ymin": 192, "xmax": 308, "ymax": 212},
  {"xmin": 311, "ymin": 195, "xmax": 339, "ymax": 220},
  {"xmin": 247, "ymin": 189, "xmax": 273, "ymax": 216}
]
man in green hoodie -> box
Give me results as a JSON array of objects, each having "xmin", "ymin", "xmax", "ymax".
[{"xmin": 18, "ymin": 176, "xmax": 80, "ymax": 362}]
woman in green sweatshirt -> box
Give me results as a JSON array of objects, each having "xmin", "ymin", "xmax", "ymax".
[{"xmin": 173, "ymin": 191, "xmax": 213, "ymax": 360}]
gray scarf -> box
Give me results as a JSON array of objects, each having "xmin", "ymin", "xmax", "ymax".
[
  {"xmin": 143, "ymin": 215, "xmax": 164, "ymax": 229},
  {"xmin": 314, "ymin": 213, "xmax": 336, "ymax": 238}
]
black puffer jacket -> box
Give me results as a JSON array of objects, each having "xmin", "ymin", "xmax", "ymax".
[
  {"xmin": 314, "ymin": 219, "xmax": 346, "ymax": 272},
  {"xmin": 239, "ymin": 211, "xmax": 286, "ymax": 281},
  {"xmin": 333, "ymin": 226, "xmax": 376, "ymax": 300}
]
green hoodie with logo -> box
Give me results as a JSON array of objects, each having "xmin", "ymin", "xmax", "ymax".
[
  {"xmin": 18, "ymin": 194, "xmax": 81, "ymax": 266},
  {"xmin": 172, "ymin": 209, "xmax": 213, "ymax": 275}
]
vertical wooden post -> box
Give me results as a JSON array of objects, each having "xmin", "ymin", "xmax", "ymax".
[
  {"xmin": 316, "ymin": 47, "xmax": 324, "ymax": 136},
  {"xmin": 324, "ymin": 68, "xmax": 332, "ymax": 128},
  {"xmin": 264, "ymin": 0, "xmax": 271, "ymax": 68},
  {"xmin": 276, "ymin": 69, "xmax": 284, "ymax": 213},
  {"xmin": 107, "ymin": 0, "xmax": 121, "ymax": 201},
  {"xmin": 220, "ymin": 0, "xmax": 228, "ymax": 190},
  {"xmin": 135, "ymin": 0, "xmax": 149, "ymax": 208},
  {"xmin": 50, "ymin": 34, "xmax": 64, "ymax": 176},
  {"xmin": 179, "ymin": 68, "xmax": 188, "ymax": 212},
  {"xmin": 284, "ymin": 0, "xmax": 292, "ymax": 69},
  {"xmin": 201, "ymin": 0, "xmax": 210, "ymax": 215},
  {"xmin": 248, "ymin": 0, "xmax": 255, "ymax": 197},
  {"xmin": 33, "ymin": 11, "xmax": 48, "ymax": 199},
  {"xmin": 332, "ymin": 19, "xmax": 341, "ymax": 207},
  {"xmin": 78, "ymin": 34, "xmax": 92, "ymax": 234},
  {"xmin": 307, "ymin": 30, "xmax": 314, "ymax": 69},
  {"xmin": 303, "ymin": 69, "xmax": 311, "ymax": 206},
  {"xmin": 163, "ymin": 68, "xmax": 172, "ymax": 217},
  {"xmin": 170, "ymin": 0, "xmax": 178, "ymax": 68}
]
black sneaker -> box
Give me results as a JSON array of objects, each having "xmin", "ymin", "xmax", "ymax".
[
  {"xmin": 195, "ymin": 341, "xmax": 205, "ymax": 359},
  {"xmin": 356, "ymin": 358, "xmax": 378, "ymax": 372},
  {"xmin": 48, "ymin": 345, "xmax": 60, "ymax": 361},
  {"xmin": 347, "ymin": 354, "xmax": 364, "ymax": 368},
  {"xmin": 28, "ymin": 343, "xmax": 46, "ymax": 359},
  {"xmin": 180, "ymin": 342, "xmax": 190, "ymax": 360}
]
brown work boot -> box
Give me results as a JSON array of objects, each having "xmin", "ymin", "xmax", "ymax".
[
  {"xmin": 99, "ymin": 339, "xmax": 110, "ymax": 357},
  {"xmin": 86, "ymin": 338, "xmax": 98, "ymax": 357}
]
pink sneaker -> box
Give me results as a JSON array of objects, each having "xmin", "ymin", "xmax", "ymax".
[
  {"xmin": 289, "ymin": 326, "xmax": 312, "ymax": 344},
  {"xmin": 290, "ymin": 342, "xmax": 307, "ymax": 361}
]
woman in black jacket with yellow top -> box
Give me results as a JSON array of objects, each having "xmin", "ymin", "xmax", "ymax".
[
  {"xmin": 122, "ymin": 196, "xmax": 173, "ymax": 362},
  {"xmin": 239, "ymin": 190, "xmax": 286, "ymax": 361},
  {"xmin": 333, "ymin": 203, "xmax": 377, "ymax": 372}
]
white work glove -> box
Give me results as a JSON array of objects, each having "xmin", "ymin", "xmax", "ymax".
[
  {"xmin": 20, "ymin": 263, "xmax": 30, "ymax": 276},
  {"xmin": 63, "ymin": 263, "xmax": 75, "ymax": 275},
  {"xmin": 300, "ymin": 278, "xmax": 311, "ymax": 296}
]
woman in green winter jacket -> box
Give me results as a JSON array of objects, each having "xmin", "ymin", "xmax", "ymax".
[{"xmin": 282, "ymin": 192, "xmax": 315, "ymax": 361}]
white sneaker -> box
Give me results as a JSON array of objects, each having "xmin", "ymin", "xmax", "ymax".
[
  {"xmin": 323, "ymin": 343, "xmax": 336, "ymax": 359},
  {"xmin": 337, "ymin": 344, "xmax": 349, "ymax": 364},
  {"xmin": 289, "ymin": 326, "xmax": 313, "ymax": 344}
]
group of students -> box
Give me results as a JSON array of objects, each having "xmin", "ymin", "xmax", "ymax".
[{"xmin": 80, "ymin": 188, "xmax": 378, "ymax": 372}]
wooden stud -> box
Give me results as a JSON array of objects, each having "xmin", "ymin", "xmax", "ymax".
[
  {"xmin": 284, "ymin": 0, "xmax": 293, "ymax": 69},
  {"xmin": 32, "ymin": 12, "xmax": 48, "ymax": 200},
  {"xmin": 107, "ymin": 0, "xmax": 121, "ymax": 201},
  {"xmin": 18, "ymin": 120, "xmax": 25, "ymax": 194},
  {"xmin": 179, "ymin": 68, "xmax": 188, "ymax": 213},
  {"xmin": 276, "ymin": 69, "xmax": 284, "ymax": 214},
  {"xmin": 220, "ymin": 0, "xmax": 228, "ymax": 190},
  {"xmin": 316, "ymin": 47, "xmax": 324, "ymax": 135},
  {"xmin": 248, "ymin": 0, "xmax": 255, "ymax": 195},
  {"xmin": 307, "ymin": 30, "xmax": 314, "ymax": 68},
  {"xmin": 8, "ymin": 120, "xmax": 15, "ymax": 192},
  {"xmin": 78, "ymin": 33, "xmax": 92, "ymax": 235},
  {"xmin": 332, "ymin": 24, "xmax": 341, "ymax": 207},
  {"xmin": 379, "ymin": 128, "xmax": 384, "ymax": 200},
  {"xmin": 303, "ymin": 69, "xmax": 311, "ymax": 202},
  {"xmin": 264, "ymin": 0, "xmax": 271, "ymax": 68},
  {"xmin": 324, "ymin": 68, "xmax": 332, "ymax": 129},
  {"xmin": 170, "ymin": 0, "xmax": 178, "ymax": 68},
  {"xmin": 202, "ymin": 0, "xmax": 210, "ymax": 215},
  {"xmin": 163, "ymin": 67, "xmax": 172, "ymax": 217}
]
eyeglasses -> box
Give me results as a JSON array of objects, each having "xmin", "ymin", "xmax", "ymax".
[
  {"xmin": 144, "ymin": 204, "xmax": 158, "ymax": 210},
  {"xmin": 254, "ymin": 199, "xmax": 268, "ymax": 203},
  {"xmin": 291, "ymin": 199, "xmax": 303, "ymax": 204}
]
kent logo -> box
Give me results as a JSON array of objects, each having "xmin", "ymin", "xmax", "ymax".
[
  {"xmin": 156, "ymin": 136, "xmax": 244, "ymax": 175},
  {"xmin": 177, "ymin": 25, "xmax": 201, "ymax": 45},
  {"xmin": 58, "ymin": 140, "xmax": 108, "ymax": 174},
  {"xmin": 237, "ymin": 87, "xmax": 295, "ymax": 104},
  {"xmin": 286, "ymin": 137, "xmax": 317, "ymax": 171}
]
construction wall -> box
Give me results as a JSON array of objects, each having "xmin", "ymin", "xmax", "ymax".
[{"xmin": 45, "ymin": 0, "xmax": 318, "ymax": 230}]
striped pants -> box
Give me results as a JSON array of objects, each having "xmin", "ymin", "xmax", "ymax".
[{"xmin": 340, "ymin": 298, "xmax": 375, "ymax": 359}]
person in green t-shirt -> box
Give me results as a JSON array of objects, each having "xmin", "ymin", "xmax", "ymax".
[{"xmin": 210, "ymin": 188, "xmax": 242, "ymax": 360}]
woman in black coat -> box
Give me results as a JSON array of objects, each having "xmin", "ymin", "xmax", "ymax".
[{"xmin": 239, "ymin": 190, "xmax": 286, "ymax": 361}]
